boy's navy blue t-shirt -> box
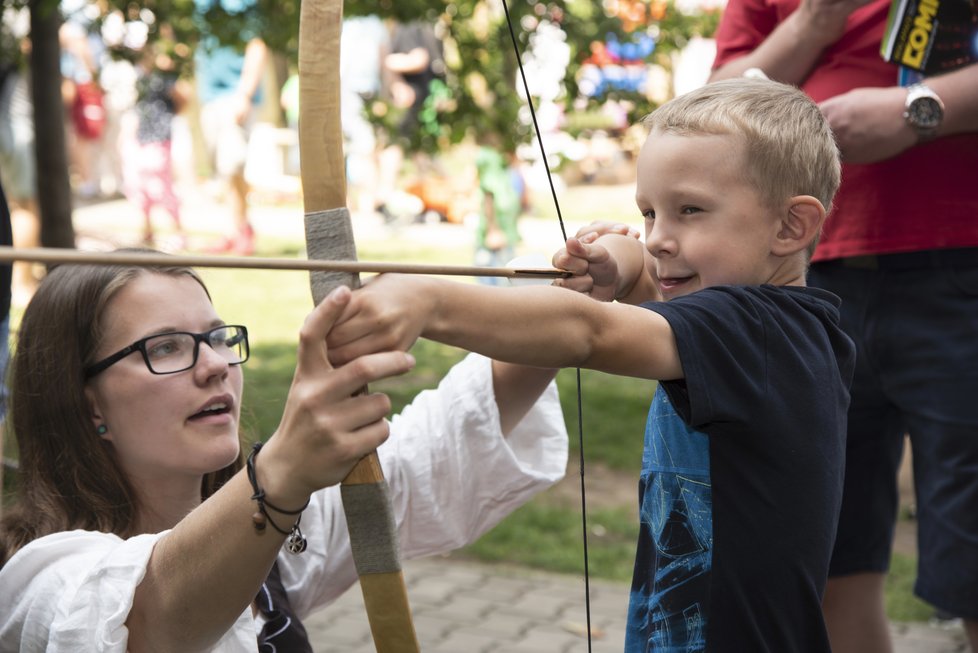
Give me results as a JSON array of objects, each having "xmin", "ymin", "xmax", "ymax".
[{"xmin": 625, "ymin": 285, "xmax": 855, "ymax": 653}]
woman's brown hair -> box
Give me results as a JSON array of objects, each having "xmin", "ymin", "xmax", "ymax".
[{"xmin": 0, "ymin": 257, "xmax": 242, "ymax": 565}]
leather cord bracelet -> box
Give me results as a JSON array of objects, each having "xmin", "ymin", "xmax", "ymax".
[{"xmin": 247, "ymin": 442, "xmax": 309, "ymax": 554}]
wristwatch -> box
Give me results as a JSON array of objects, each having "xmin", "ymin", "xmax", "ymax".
[{"xmin": 903, "ymin": 83, "xmax": 944, "ymax": 142}]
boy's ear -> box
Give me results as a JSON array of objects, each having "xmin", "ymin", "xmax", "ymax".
[{"xmin": 772, "ymin": 195, "xmax": 825, "ymax": 257}]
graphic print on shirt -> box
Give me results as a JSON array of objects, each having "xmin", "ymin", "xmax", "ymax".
[{"xmin": 626, "ymin": 387, "xmax": 713, "ymax": 653}]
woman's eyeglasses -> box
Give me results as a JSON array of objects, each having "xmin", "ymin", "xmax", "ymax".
[{"xmin": 85, "ymin": 325, "xmax": 249, "ymax": 379}]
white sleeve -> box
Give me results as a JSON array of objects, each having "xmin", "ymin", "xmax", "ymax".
[
  {"xmin": 0, "ymin": 530, "xmax": 160, "ymax": 652},
  {"xmin": 0, "ymin": 530, "xmax": 259, "ymax": 653},
  {"xmin": 282, "ymin": 353, "xmax": 568, "ymax": 617}
]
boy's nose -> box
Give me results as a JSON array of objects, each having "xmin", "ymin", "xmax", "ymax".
[{"xmin": 646, "ymin": 223, "xmax": 677, "ymax": 258}]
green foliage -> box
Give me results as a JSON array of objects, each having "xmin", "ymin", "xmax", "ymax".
[
  {"xmin": 41, "ymin": 0, "xmax": 721, "ymax": 153},
  {"xmin": 367, "ymin": 0, "xmax": 724, "ymax": 155},
  {"xmin": 0, "ymin": 0, "xmax": 31, "ymax": 70}
]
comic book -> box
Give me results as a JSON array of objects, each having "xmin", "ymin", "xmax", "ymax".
[{"xmin": 881, "ymin": 0, "xmax": 978, "ymax": 73}]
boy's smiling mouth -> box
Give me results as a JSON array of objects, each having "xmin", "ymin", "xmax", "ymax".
[{"xmin": 656, "ymin": 275, "xmax": 695, "ymax": 297}]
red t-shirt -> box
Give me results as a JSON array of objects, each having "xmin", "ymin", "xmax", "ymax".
[{"xmin": 713, "ymin": 0, "xmax": 978, "ymax": 261}]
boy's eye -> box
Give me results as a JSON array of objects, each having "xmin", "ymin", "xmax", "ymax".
[
  {"xmin": 680, "ymin": 206, "xmax": 702, "ymax": 215},
  {"xmin": 641, "ymin": 209, "xmax": 655, "ymax": 221}
]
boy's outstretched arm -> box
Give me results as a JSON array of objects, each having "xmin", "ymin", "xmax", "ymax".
[{"xmin": 326, "ymin": 277, "xmax": 683, "ymax": 381}]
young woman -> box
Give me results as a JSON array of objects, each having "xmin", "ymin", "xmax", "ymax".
[{"xmin": 0, "ymin": 258, "xmax": 567, "ymax": 651}]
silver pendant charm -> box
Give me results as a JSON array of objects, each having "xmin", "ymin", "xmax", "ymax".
[{"xmin": 286, "ymin": 528, "xmax": 307, "ymax": 554}]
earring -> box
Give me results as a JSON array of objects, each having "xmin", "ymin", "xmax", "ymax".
[{"xmin": 96, "ymin": 424, "xmax": 108, "ymax": 436}]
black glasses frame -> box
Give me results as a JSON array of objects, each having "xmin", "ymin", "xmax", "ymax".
[{"xmin": 84, "ymin": 325, "xmax": 250, "ymax": 379}]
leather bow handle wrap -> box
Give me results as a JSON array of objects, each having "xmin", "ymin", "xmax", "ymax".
[{"xmin": 299, "ymin": 2, "xmax": 420, "ymax": 650}]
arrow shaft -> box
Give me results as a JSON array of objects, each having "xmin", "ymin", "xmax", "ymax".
[{"xmin": 0, "ymin": 246, "xmax": 569, "ymax": 279}]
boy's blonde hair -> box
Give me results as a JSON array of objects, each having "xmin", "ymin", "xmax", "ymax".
[{"xmin": 644, "ymin": 78, "xmax": 841, "ymax": 222}]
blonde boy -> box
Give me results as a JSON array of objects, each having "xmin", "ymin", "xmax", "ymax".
[{"xmin": 326, "ymin": 78, "xmax": 855, "ymax": 652}]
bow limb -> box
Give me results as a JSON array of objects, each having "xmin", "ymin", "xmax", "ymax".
[{"xmin": 298, "ymin": 3, "xmax": 420, "ymax": 651}]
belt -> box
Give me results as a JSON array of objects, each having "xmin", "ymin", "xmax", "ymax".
[{"xmin": 817, "ymin": 248, "xmax": 978, "ymax": 271}]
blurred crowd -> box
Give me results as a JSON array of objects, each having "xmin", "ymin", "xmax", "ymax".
[{"xmin": 1, "ymin": 2, "xmax": 540, "ymax": 308}]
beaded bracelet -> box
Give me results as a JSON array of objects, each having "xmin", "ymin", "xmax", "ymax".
[{"xmin": 247, "ymin": 442, "xmax": 309, "ymax": 554}]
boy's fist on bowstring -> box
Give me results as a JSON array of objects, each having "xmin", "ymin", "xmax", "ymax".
[{"xmin": 551, "ymin": 222, "xmax": 641, "ymax": 302}]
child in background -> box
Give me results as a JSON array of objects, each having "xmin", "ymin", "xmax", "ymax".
[
  {"xmin": 473, "ymin": 146, "xmax": 522, "ymax": 285},
  {"xmin": 325, "ymin": 78, "xmax": 856, "ymax": 652},
  {"xmin": 122, "ymin": 45, "xmax": 186, "ymax": 250}
]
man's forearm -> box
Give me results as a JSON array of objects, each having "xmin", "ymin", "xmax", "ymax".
[{"xmin": 710, "ymin": 10, "xmax": 831, "ymax": 85}]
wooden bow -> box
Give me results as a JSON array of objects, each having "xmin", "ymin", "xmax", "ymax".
[{"xmin": 298, "ymin": 3, "xmax": 420, "ymax": 651}]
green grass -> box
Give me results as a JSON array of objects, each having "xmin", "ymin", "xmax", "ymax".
[
  {"xmin": 560, "ymin": 368, "xmax": 654, "ymax": 471},
  {"xmin": 887, "ymin": 552, "xmax": 937, "ymax": 622},
  {"xmin": 459, "ymin": 503, "xmax": 639, "ymax": 582},
  {"xmin": 0, "ymin": 233, "xmax": 934, "ymax": 624}
]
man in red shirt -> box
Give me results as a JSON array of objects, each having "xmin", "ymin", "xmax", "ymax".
[{"xmin": 711, "ymin": 1, "xmax": 978, "ymax": 651}]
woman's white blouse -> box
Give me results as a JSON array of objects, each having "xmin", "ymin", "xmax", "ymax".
[{"xmin": 0, "ymin": 354, "xmax": 568, "ymax": 651}]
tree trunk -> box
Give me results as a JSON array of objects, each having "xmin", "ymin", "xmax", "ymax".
[{"xmin": 30, "ymin": 0, "xmax": 75, "ymax": 249}]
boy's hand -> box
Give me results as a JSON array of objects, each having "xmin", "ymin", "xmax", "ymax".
[
  {"xmin": 575, "ymin": 221, "xmax": 642, "ymax": 242},
  {"xmin": 552, "ymin": 236, "xmax": 620, "ymax": 302},
  {"xmin": 326, "ymin": 274, "xmax": 431, "ymax": 366},
  {"xmin": 263, "ymin": 286, "xmax": 416, "ymax": 499},
  {"xmin": 552, "ymin": 221, "xmax": 641, "ymax": 301}
]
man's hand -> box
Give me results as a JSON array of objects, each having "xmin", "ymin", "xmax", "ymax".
[
  {"xmin": 795, "ymin": 0, "xmax": 877, "ymax": 48},
  {"xmin": 819, "ymin": 86, "xmax": 918, "ymax": 163}
]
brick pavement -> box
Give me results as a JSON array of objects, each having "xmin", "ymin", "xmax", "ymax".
[
  {"xmin": 303, "ymin": 557, "xmax": 967, "ymax": 653},
  {"xmin": 303, "ymin": 557, "xmax": 626, "ymax": 653}
]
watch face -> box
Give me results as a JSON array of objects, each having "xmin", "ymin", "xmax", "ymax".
[{"xmin": 910, "ymin": 97, "xmax": 944, "ymax": 129}]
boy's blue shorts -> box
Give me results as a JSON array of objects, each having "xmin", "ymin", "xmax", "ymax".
[{"xmin": 809, "ymin": 248, "xmax": 978, "ymax": 620}]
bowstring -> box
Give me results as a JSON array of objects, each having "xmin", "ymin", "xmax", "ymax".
[{"xmin": 500, "ymin": 3, "xmax": 593, "ymax": 650}]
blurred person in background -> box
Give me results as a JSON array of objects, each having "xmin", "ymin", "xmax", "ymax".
[
  {"xmin": 376, "ymin": 19, "xmax": 444, "ymax": 222},
  {"xmin": 473, "ymin": 145, "xmax": 523, "ymax": 285},
  {"xmin": 60, "ymin": 16, "xmax": 107, "ymax": 200},
  {"xmin": 195, "ymin": 4, "xmax": 267, "ymax": 257},
  {"xmin": 0, "ymin": 22, "xmax": 41, "ymax": 307},
  {"xmin": 122, "ymin": 39, "xmax": 188, "ymax": 250}
]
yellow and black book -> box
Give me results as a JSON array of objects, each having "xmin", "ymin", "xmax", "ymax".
[{"xmin": 881, "ymin": 0, "xmax": 977, "ymax": 73}]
